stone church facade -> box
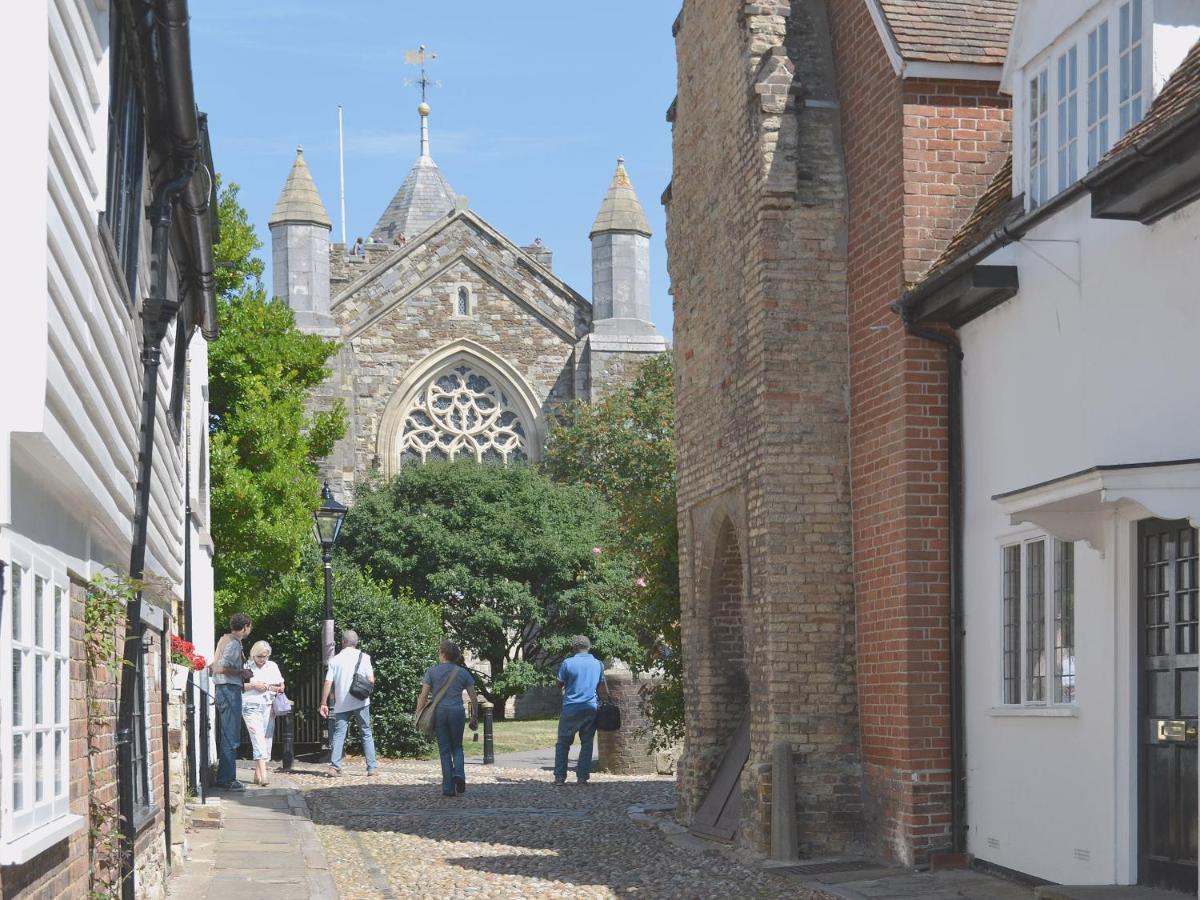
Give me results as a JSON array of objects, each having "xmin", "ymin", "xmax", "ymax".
[
  {"xmin": 269, "ymin": 103, "xmax": 666, "ymax": 498},
  {"xmin": 668, "ymin": 0, "xmax": 1013, "ymax": 866}
]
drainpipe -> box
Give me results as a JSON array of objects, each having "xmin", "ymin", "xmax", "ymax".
[
  {"xmin": 160, "ymin": 611, "xmax": 172, "ymax": 864},
  {"xmin": 184, "ymin": 421, "xmax": 199, "ymax": 801},
  {"xmin": 896, "ymin": 308, "xmax": 967, "ymax": 856},
  {"xmin": 117, "ymin": 155, "xmax": 194, "ymax": 900}
]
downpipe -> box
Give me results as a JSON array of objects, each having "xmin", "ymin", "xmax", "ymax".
[
  {"xmin": 898, "ymin": 308, "xmax": 968, "ymax": 856},
  {"xmin": 117, "ymin": 155, "xmax": 194, "ymax": 900}
]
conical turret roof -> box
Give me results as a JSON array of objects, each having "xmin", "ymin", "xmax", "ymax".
[
  {"xmin": 369, "ymin": 104, "xmax": 457, "ymax": 241},
  {"xmin": 590, "ymin": 157, "xmax": 651, "ymax": 237},
  {"xmin": 269, "ymin": 147, "xmax": 331, "ymax": 229}
]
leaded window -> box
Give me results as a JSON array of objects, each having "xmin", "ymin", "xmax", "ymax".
[
  {"xmin": 399, "ymin": 364, "xmax": 530, "ymax": 465},
  {"xmin": 456, "ymin": 287, "xmax": 470, "ymax": 317},
  {"xmin": 1000, "ymin": 536, "xmax": 1077, "ymax": 707}
]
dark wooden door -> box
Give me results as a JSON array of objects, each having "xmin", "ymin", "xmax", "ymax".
[{"xmin": 1139, "ymin": 519, "xmax": 1199, "ymax": 893}]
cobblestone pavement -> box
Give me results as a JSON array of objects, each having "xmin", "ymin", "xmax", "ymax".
[{"xmin": 276, "ymin": 757, "xmax": 831, "ymax": 900}]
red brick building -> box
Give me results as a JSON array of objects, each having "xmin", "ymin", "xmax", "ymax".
[{"xmin": 668, "ymin": 0, "xmax": 1012, "ymax": 864}]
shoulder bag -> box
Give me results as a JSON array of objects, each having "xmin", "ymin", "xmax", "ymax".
[
  {"xmin": 593, "ymin": 675, "xmax": 621, "ymax": 731},
  {"xmin": 348, "ymin": 650, "xmax": 375, "ymax": 701},
  {"xmin": 415, "ymin": 669, "xmax": 460, "ymax": 734}
]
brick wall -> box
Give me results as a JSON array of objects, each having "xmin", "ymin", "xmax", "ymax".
[
  {"xmin": 670, "ymin": 0, "xmax": 861, "ymax": 856},
  {"xmin": 826, "ymin": 0, "xmax": 1011, "ymax": 864}
]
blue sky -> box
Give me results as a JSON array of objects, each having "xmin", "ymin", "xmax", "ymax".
[{"xmin": 190, "ymin": 3, "xmax": 680, "ymax": 336}]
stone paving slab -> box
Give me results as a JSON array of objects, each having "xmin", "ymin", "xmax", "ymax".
[{"xmin": 1037, "ymin": 887, "xmax": 1190, "ymax": 900}]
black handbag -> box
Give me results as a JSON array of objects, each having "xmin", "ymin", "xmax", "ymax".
[
  {"xmin": 594, "ymin": 700, "xmax": 621, "ymax": 732},
  {"xmin": 348, "ymin": 650, "xmax": 374, "ymax": 700}
]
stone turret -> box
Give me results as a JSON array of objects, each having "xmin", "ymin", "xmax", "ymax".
[
  {"xmin": 578, "ymin": 157, "xmax": 666, "ymax": 400},
  {"xmin": 269, "ymin": 147, "xmax": 337, "ymax": 335}
]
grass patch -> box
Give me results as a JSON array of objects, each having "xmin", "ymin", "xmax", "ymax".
[{"xmin": 418, "ymin": 717, "xmax": 559, "ymax": 759}]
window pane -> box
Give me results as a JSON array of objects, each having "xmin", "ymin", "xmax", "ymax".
[
  {"xmin": 1003, "ymin": 545, "xmax": 1022, "ymax": 703},
  {"xmin": 13, "ymin": 733, "xmax": 24, "ymax": 810},
  {"xmin": 34, "ymin": 576, "xmax": 44, "ymax": 647},
  {"xmin": 13, "ymin": 651, "xmax": 23, "ymax": 727},
  {"xmin": 55, "ymin": 731, "xmax": 64, "ymax": 797},
  {"xmin": 12, "ymin": 563, "xmax": 22, "ymax": 640},
  {"xmin": 35, "ymin": 732, "xmax": 45, "ymax": 803},
  {"xmin": 35, "ymin": 654, "xmax": 44, "ymax": 724},
  {"xmin": 54, "ymin": 585, "xmax": 63, "ymax": 652},
  {"xmin": 1054, "ymin": 540, "xmax": 1076, "ymax": 703},
  {"xmin": 1026, "ymin": 540, "xmax": 1047, "ymax": 702},
  {"xmin": 55, "ymin": 659, "xmax": 64, "ymax": 725}
]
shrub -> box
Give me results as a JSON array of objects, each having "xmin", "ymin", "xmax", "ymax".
[{"xmin": 257, "ymin": 553, "xmax": 441, "ymax": 757}]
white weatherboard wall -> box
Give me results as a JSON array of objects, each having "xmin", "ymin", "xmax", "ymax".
[{"xmin": 959, "ymin": 195, "xmax": 1200, "ymax": 885}]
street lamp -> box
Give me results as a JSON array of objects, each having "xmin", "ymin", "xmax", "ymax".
[{"xmin": 312, "ymin": 481, "xmax": 347, "ymax": 664}]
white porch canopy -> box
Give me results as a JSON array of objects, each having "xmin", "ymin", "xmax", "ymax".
[{"xmin": 993, "ymin": 459, "xmax": 1200, "ymax": 553}]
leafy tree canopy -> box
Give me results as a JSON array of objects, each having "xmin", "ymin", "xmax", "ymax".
[
  {"xmin": 340, "ymin": 461, "xmax": 640, "ymax": 715},
  {"xmin": 208, "ymin": 178, "xmax": 345, "ymax": 620},
  {"xmin": 544, "ymin": 354, "xmax": 682, "ymax": 745}
]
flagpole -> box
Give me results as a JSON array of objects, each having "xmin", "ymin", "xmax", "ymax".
[{"xmin": 337, "ymin": 105, "xmax": 347, "ymax": 246}]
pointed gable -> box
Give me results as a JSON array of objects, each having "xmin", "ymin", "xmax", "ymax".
[{"xmin": 269, "ymin": 147, "xmax": 331, "ymax": 228}]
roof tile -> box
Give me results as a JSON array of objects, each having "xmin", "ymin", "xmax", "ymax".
[{"xmin": 878, "ymin": 0, "xmax": 1017, "ymax": 64}]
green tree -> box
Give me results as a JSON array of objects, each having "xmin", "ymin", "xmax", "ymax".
[
  {"xmin": 544, "ymin": 354, "xmax": 682, "ymax": 745},
  {"xmin": 258, "ymin": 552, "xmax": 441, "ymax": 756},
  {"xmin": 208, "ymin": 179, "xmax": 345, "ymax": 619},
  {"xmin": 340, "ymin": 461, "xmax": 640, "ymax": 717}
]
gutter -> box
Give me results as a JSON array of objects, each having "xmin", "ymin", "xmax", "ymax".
[{"xmin": 117, "ymin": 1, "xmax": 215, "ymax": 896}]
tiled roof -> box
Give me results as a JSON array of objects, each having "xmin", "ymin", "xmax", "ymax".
[
  {"xmin": 1105, "ymin": 37, "xmax": 1200, "ymax": 159},
  {"xmin": 878, "ymin": 0, "xmax": 1017, "ymax": 65},
  {"xmin": 920, "ymin": 155, "xmax": 1019, "ymax": 282}
]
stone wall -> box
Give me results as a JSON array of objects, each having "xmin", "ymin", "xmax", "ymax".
[
  {"xmin": 670, "ymin": 0, "xmax": 861, "ymax": 857},
  {"xmin": 323, "ymin": 214, "xmax": 590, "ymax": 494}
]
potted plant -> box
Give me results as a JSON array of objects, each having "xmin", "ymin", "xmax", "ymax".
[{"xmin": 169, "ymin": 635, "xmax": 207, "ymax": 693}]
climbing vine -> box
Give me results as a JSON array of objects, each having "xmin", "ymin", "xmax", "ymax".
[{"xmin": 84, "ymin": 574, "xmax": 135, "ymax": 900}]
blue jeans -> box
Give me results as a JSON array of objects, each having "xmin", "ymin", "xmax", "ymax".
[
  {"xmin": 215, "ymin": 684, "xmax": 242, "ymax": 785},
  {"xmin": 434, "ymin": 703, "xmax": 466, "ymax": 795},
  {"xmin": 554, "ymin": 703, "xmax": 597, "ymax": 783},
  {"xmin": 329, "ymin": 705, "xmax": 378, "ymax": 771}
]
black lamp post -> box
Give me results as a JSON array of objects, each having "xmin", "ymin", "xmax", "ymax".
[{"xmin": 312, "ymin": 481, "xmax": 347, "ymax": 664}]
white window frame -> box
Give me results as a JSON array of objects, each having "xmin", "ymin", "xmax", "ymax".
[
  {"xmin": 1087, "ymin": 19, "xmax": 1111, "ymax": 169},
  {"xmin": 1, "ymin": 537, "xmax": 82, "ymax": 865},
  {"xmin": 1028, "ymin": 67, "xmax": 1050, "ymax": 209},
  {"xmin": 1057, "ymin": 45, "xmax": 1080, "ymax": 193},
  {"xmin": 1118, "ymin": 0, "xmax": 1145, "ymax": 138},
  {"xmin": 997, "ymin": 534, "xmax": 1078, "ymax": 711}
]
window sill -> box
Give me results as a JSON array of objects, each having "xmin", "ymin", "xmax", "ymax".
[
  {"xmin": 988, "ymin": 705, "xmax": 1079, "ymax": 717},
  {"xmin": 0, "ymin": 813, "xmax": 85, "ymax": 865},
  {"xmin": 132, "ymin": 803, "xmax": 160, "ymax": 836}
]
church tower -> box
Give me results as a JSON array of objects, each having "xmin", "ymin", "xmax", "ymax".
[
  {"xmin": 369, "ymin": 102, "xmax": 457, "ymax": 241},
  {"xmin": 581, "ymin": 157, "xmax": 666, "ymax": 398},
  {"xmin": 269, "ymin": 147, "xmax": 337, "ymax": 335}
]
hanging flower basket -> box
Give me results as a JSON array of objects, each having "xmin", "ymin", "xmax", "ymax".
[{"xmin": 169, "ymin": 635, "xmax": 206, "ymax": 694}]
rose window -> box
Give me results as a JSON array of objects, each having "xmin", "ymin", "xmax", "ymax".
[{"xmin": 399, "ymin": 364, "xmax": 529, "ymax": 465}]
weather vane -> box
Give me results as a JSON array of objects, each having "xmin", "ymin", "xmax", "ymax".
[{"xmin": 403, "ymin": 45, "xmax": 440, "ymax": 103}]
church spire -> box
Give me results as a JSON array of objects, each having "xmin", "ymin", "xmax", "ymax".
[
  {"xmin": 419, "ymin": 101, "xmax": 431, "ymax": 158},
  {"xmin": 590, "ymin": 156, "xmax": 652, "ymax": 238},
  {"xmin": 268, "ymin": 146, "xmax": 332, "ymax": 229}
]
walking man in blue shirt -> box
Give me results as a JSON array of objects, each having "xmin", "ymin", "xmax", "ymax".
[{"xmin": 554, "ymin": 634, "xmax": 608, "ymax": 785}]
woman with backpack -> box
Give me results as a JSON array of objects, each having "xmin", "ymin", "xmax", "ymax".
[{"xmin": 415, "ymin": 641, "xmax": 479, "ymax": 797}]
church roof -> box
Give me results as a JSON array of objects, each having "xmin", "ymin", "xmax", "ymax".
[
  {"xmin": 268, "ymin": 147, "xmax": 331, "ymax": 229},
  {"xmin": 590, "ymin": 158, "xmax": 651, "ymax": 237},
  {"xmin": 369, "ymin": 104, "xmax": 457, "ymax": 241}
]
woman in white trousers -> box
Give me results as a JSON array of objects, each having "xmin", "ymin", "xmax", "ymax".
[{"xmin": 242, "ymin": 640, "xmax": 285, "ymax": 786}]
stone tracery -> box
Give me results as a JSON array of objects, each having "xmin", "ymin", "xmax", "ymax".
[{"xmin": 398, "ymin": 363, "xmax": 529, "ymax": 465}]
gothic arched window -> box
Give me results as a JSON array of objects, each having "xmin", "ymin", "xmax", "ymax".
[
  {"xmin": 399, "ymin": 363, "xmax": 529, "ymax": 465},
  {"xmin": 456, "ymin": 286, "xmax": 470, "ymax": 316}
]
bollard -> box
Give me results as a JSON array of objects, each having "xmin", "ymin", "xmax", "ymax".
[
  {"xmin": 481, "ymin": 701, "xmax": 495, "ymax": 765},
  {"xmin": 280, "ymin": 712, "xmax": 295, "ymax": 772}
]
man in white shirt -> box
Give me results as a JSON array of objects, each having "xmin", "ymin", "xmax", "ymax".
[{"xmin": 319, "ymin": 630, "xmax": 378, "ymax": 776}]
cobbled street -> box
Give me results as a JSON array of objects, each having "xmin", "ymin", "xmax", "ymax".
[{"xmin": 281, "ymin": 759, "xmax": 827, "ymax": 900}]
